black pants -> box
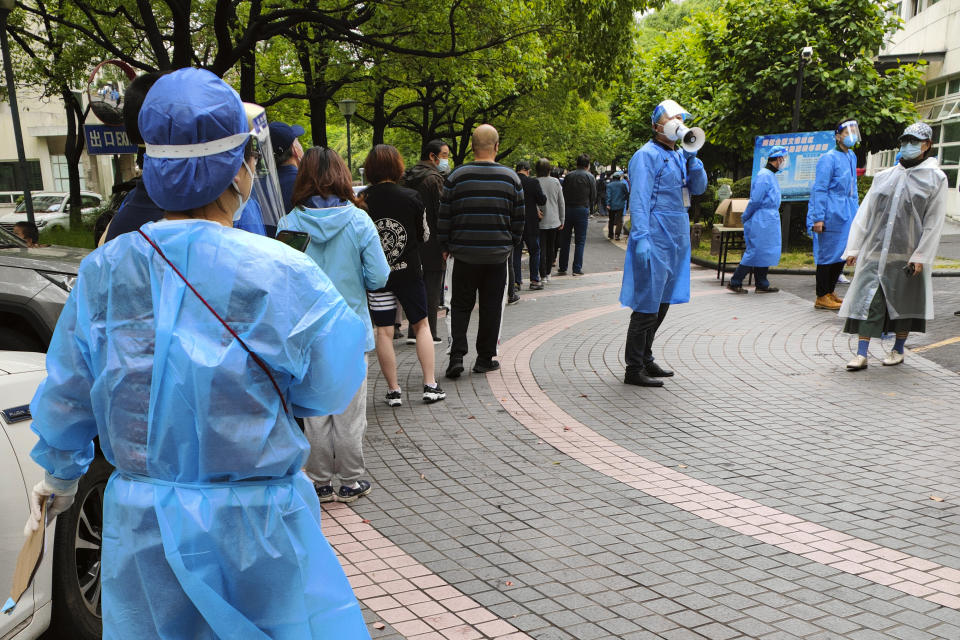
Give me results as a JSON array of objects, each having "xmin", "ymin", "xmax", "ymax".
[
  {"xmin": 450, "ymin": 260, "xmax": 507, "ymax": 362},
  {"xmin": 624, "ymin": 303, "xmax": 670, "ymax": 374},
  {"xmin": 816, "ymin": 262, "xmax": 845, "ymax": 297},
  {"xmin": 407, "ymin": 269, "xmax": 443, "ymax": 340},
  {"xmin": 539, "ymin": 228, "xmax": 558, "ymax": 278},
  {"xmin": 608, "ymin": 209, "xmax": 623, "ymax": 239}
]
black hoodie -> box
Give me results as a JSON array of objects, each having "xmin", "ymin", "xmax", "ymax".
[{"xmin": 400, "ymin": 161, "xmax": 445, "ymax": 271}]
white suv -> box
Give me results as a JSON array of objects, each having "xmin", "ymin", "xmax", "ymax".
[
  {"xmin": 0, "ymin": 192, "xmax": 103, "ymax": 234},
  {"xmin": 0, "ymin": 351, "xmax": 106, "ymax": 639}
]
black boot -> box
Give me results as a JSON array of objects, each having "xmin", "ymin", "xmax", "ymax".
[
  {"xmin": 624, "ymin": 368, "xmax": 664, "ymax": 387},
  {"xmin": 644, "ymin": 361, "xmax": 674, "ymax": 377},
  {"xmin": 445, "ymin": 357, "xmax": 464, "ymax": 379}
]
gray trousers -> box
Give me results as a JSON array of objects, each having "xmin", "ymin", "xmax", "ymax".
[{"xmin": 302, "ymin": 370, "xmax": 367, "ymax": 486}]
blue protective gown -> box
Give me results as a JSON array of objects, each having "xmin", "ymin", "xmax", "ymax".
[
  {"xmin": 740, "ymin": 167, "xmax": 782, "ymax": 267},
  {"xmin": 807, "ymin": 148, "xmax": 858, "ymax": 264},
  {"xmin": 29, "ymin": 219, "xmax": 371, "ymax": 640},
  {"xmin": 620, "ymin": 141, "xmax": 708, "ymax": 313}
]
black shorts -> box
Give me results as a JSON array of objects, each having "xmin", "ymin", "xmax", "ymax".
[{"xmin": 368, "ymin": 277, "xmax": 429, "ymax": 327}]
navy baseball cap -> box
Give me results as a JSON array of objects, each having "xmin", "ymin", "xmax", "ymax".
[{"xmin": 268, "ymin": 121, "xmax": 305, "ymax": 155}]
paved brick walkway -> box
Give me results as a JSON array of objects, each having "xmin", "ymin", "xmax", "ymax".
[{"xmin": 324, "ymin": 218, "xmax": 960, "ymax": 639}]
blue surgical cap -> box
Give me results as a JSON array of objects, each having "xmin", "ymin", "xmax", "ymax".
[
  {"xmin": 140, "ymin": 68, "xmax": 248, "ymax": 212},
  {"xmin": 768, "ymin": 145, "xmax": 788, "ymax": 159}
]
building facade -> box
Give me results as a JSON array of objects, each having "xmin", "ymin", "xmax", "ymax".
[
  {"xmin": 0, "ymin": 84, "xmax": 119, "ymax": 209},
  {"xmin": 867, "ymin": 0, "xmax": 960, "ymax": 220}
]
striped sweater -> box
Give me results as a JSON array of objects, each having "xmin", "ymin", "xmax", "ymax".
[{"xmin": 438, "ymin": 161, "xmax": 525, "ymax": 264}]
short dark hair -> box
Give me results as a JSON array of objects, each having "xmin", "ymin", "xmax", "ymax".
[
  {"xmin": 13, "ymin": 221, "xmax": 39, "ymax": 244},
  {"xmin": 292, "ymin": 146, "xmax": 361, "ymax": 209},
  {"xmin": 535, "ymin": 158, "xmax": 551, "ymax": 177},
  {"xmin": 124, "ymin": 71, "xmax": 171, "ymax": 146},
  {"xmin": 422, "ymin": 139, "xmax": 448, "ymax": 161},
  {"xmin": 364, "ymin": 144, "xmax": 405, "ymax": 184},
  {"xmin": 576, "ymin": 154, "xmax": 590, "ymax": 169},
  {"xmin": 515, "ymin": 160, "xmax": 530, "ymax": 173}
]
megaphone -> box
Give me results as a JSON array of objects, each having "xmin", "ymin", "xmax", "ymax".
[{"xmin": 663, "ymin": 119, "xmax": 706, "ymax": 153}]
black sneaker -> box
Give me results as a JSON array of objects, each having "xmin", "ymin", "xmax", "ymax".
[
  {"xmin": 529, "ymin": 281, "xmax": 544, "ymax": 290},
  {"xmin": 445, "ymin": 358, "xmax": 464, "ymax": 379},
  {"xmin": 315, "ymin": 484, "xmax": 335, "ymax": 503},
  {"xmin": 507, "ymin": 294, "xmax": 521, "ymax": 305},
  {"xmin": 755, "ymin": 286, "xmax": 780, "ymax": 293},
  {"xmin": 423, "ymin": 384, "xmax": 446, "ymax": 403},
  {"xmin": 726, "ymin": 283, "xmax": 747, "ymax": 294},
  {"xmin": 473, "ymin": 359, "xmax": 500, "ymax": 373},
  {"xmin": 337, "ymin": 480, "xmax": 372, "ymax": 503},
  {"xmin": 556, "ymin": 270, "xmax": 567, "ymax": 276},
  {"xmin": 572, "ymin": 271, "xmax": 585, "ymax": 276},
  {"xmin": 385, "ymin": 389, "xmax": 402, "ymax": 407}
]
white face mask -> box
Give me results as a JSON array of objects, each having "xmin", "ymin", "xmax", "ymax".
[
  {"xmin": 230, "ymin": 160, "xmax": 255, "ymax": 221},
  {"xmin": 437, "ymin": 158, "xmax": 450, "ymax": 173}
]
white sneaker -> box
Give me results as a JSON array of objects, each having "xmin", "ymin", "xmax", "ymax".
[
  {"xmin": 837, "ymin": 273, "xmax": 850, "ymax": 284},
  {"xmin": 882, "ymin": 350, "xmax": 904, "ymax": 366},
  {"xmin": 846, "ymin": 355, "xmax": 868, "ymax": 371}
]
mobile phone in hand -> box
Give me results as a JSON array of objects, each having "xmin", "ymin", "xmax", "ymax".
[
  {"xmin": 276, "ymin": 230, "xmax": 311, "ymax": 252},
  {"xmin": 902, "ymin": 263, "xmax": 916, "ymax": 276}
]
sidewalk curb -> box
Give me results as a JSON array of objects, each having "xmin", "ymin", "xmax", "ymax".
[{"xmin": 690, "ymin": 256, "xmax": 960, "ymax": 277}]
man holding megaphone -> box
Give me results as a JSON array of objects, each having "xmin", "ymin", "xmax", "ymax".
[{"xmin": 619, "ymin": 99, "xmax": 708, "ymax": 387}]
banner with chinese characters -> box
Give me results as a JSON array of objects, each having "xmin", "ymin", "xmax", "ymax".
[
  {"xmin": 83, "ymin": 124, "xmax": 138, "ymax": 155},
  {"xmin": 752, "ymin": 131, "xmax": 835, "ymax": 202}
]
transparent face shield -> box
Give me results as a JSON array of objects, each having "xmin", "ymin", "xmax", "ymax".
[
  {"xmin": 243, "ymin": 104, "xmax": 286, "ymax": 228},
  {"xmin": 837, "ymin": 121, "xmax": 860, "ymax": 147}
]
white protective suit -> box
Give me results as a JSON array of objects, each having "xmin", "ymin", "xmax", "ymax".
[{"xmin": 839, "ymin": 157, "xmax": 947, "ymax": 321}]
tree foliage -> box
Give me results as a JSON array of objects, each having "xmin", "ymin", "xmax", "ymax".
[{"xmin": 614, "ymin": 0, "xmax": 924, "ymax": 174}]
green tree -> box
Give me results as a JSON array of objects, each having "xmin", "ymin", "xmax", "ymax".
[{"xmin": 614, "ymin": 0, "xmax": 924, "ymax": 174}]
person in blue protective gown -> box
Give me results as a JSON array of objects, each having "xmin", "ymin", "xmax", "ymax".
[
  {"xmin": 620, "ymin": 99, "xmax": 708, "ymax": 387},
  {"xmin": 807, "ymin": 119, "xmax": 860, "ymax": 310},
  {"xmin": 727, "ymin": 146, "xmax": 788, "ymax": 294},
  {"xmin": 23, "ymin": 68, "xmax": 372, "ymax": 640}
]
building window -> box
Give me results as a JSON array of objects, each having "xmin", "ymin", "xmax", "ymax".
[
  {"xmin": 949, "ymin": 78, "xmax": 960, "ymax": 95},
  {"xmin": 0, "ymin": 160, "xmax": 43, "ymax": 192},
  {"xmin": 50, "ymin": 155, "xmax": 86, "ymax": 192},
  {"xmin": 910, "ymin": 0, "xmax": 921, "ymax": 18}
]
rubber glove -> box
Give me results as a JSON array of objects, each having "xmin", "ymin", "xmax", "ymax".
[
  {"xmin": 23, "ymin": 477, "xmax": 78, "ymax": 536},
  {"xmin": 634, "ymin": 235, "xmax": 652, "ymax": 263},
  {"xmin": 682, "ymin": 148, "xmax": 698, "ymax": 161}
]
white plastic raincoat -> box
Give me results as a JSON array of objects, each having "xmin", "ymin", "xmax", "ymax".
[{"xmin": 839, "ymin": 158, "xmax": 947, "ymax": 321}]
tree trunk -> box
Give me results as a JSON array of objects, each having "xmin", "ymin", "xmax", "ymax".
[
  {"xmin": 239, "ymin": 51, "xmax": 256, "ymax": 102},
  {"xmin": 371, "ymin": 89, "xmax": 387, "ymax": 146}
]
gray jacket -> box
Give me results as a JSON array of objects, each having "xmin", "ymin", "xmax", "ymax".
[{"xmin": 538, "ymin": 176, "xmax": 565, "ymax": 229}]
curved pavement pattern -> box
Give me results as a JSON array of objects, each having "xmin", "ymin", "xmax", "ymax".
[{"xmin": 331, "ymin": 222, "xmax": 960, "ymax": 640}]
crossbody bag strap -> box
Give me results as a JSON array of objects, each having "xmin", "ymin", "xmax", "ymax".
[{"xmin": 137, "ymin": 229, "xmax": 290, "ymax": 414}]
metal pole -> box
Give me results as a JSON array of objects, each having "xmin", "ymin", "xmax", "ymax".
[
  {"xmin": 790, "ymin": 58, "xmax": 805, "ymax": 134},
  {"xmin": 782, "ymin": 57, "xmax": 808, "ymax": 253},
  {"xmin": 0, "ymin": 8, "xmax": 35, "ymax": 225},
  {"xmin": 345, "ymin": 115, "xmax": 352, "ymax": 177}
]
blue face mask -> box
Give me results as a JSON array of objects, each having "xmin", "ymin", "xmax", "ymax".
[
  {"xmin": 437, "ymin": 158, "xmax": 450, "ymax": 173},
  {"xmin": 899, "ymin": 142, "xmax": 923, "ymax": 160},
  {"xmin": 843, "ymin": 134, "xmax": 858, "ymax": 148}
]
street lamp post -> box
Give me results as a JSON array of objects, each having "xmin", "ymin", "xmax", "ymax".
[
  {"xmin": 0, "ymin": 0, "xmax": 35, "ymax": 226},
  {"xmin": 782, "ymin": 46, "xmax": 813, "ymax": 252},
  {"xmin": 337, "ymin": 98, "xmax": 358, "ymax": 178},
  {"xmin": 791, "ymin": 46, "xmax": 813, "ymax": 133}
]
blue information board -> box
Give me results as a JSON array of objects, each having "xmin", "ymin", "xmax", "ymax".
[
  {"xmin": 752, "ymin": 131, "xmax": 835, "ymax": 202},
  {"xmin": 84, "ymin": 124, "xmax": 138, "ymax": 155}
]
